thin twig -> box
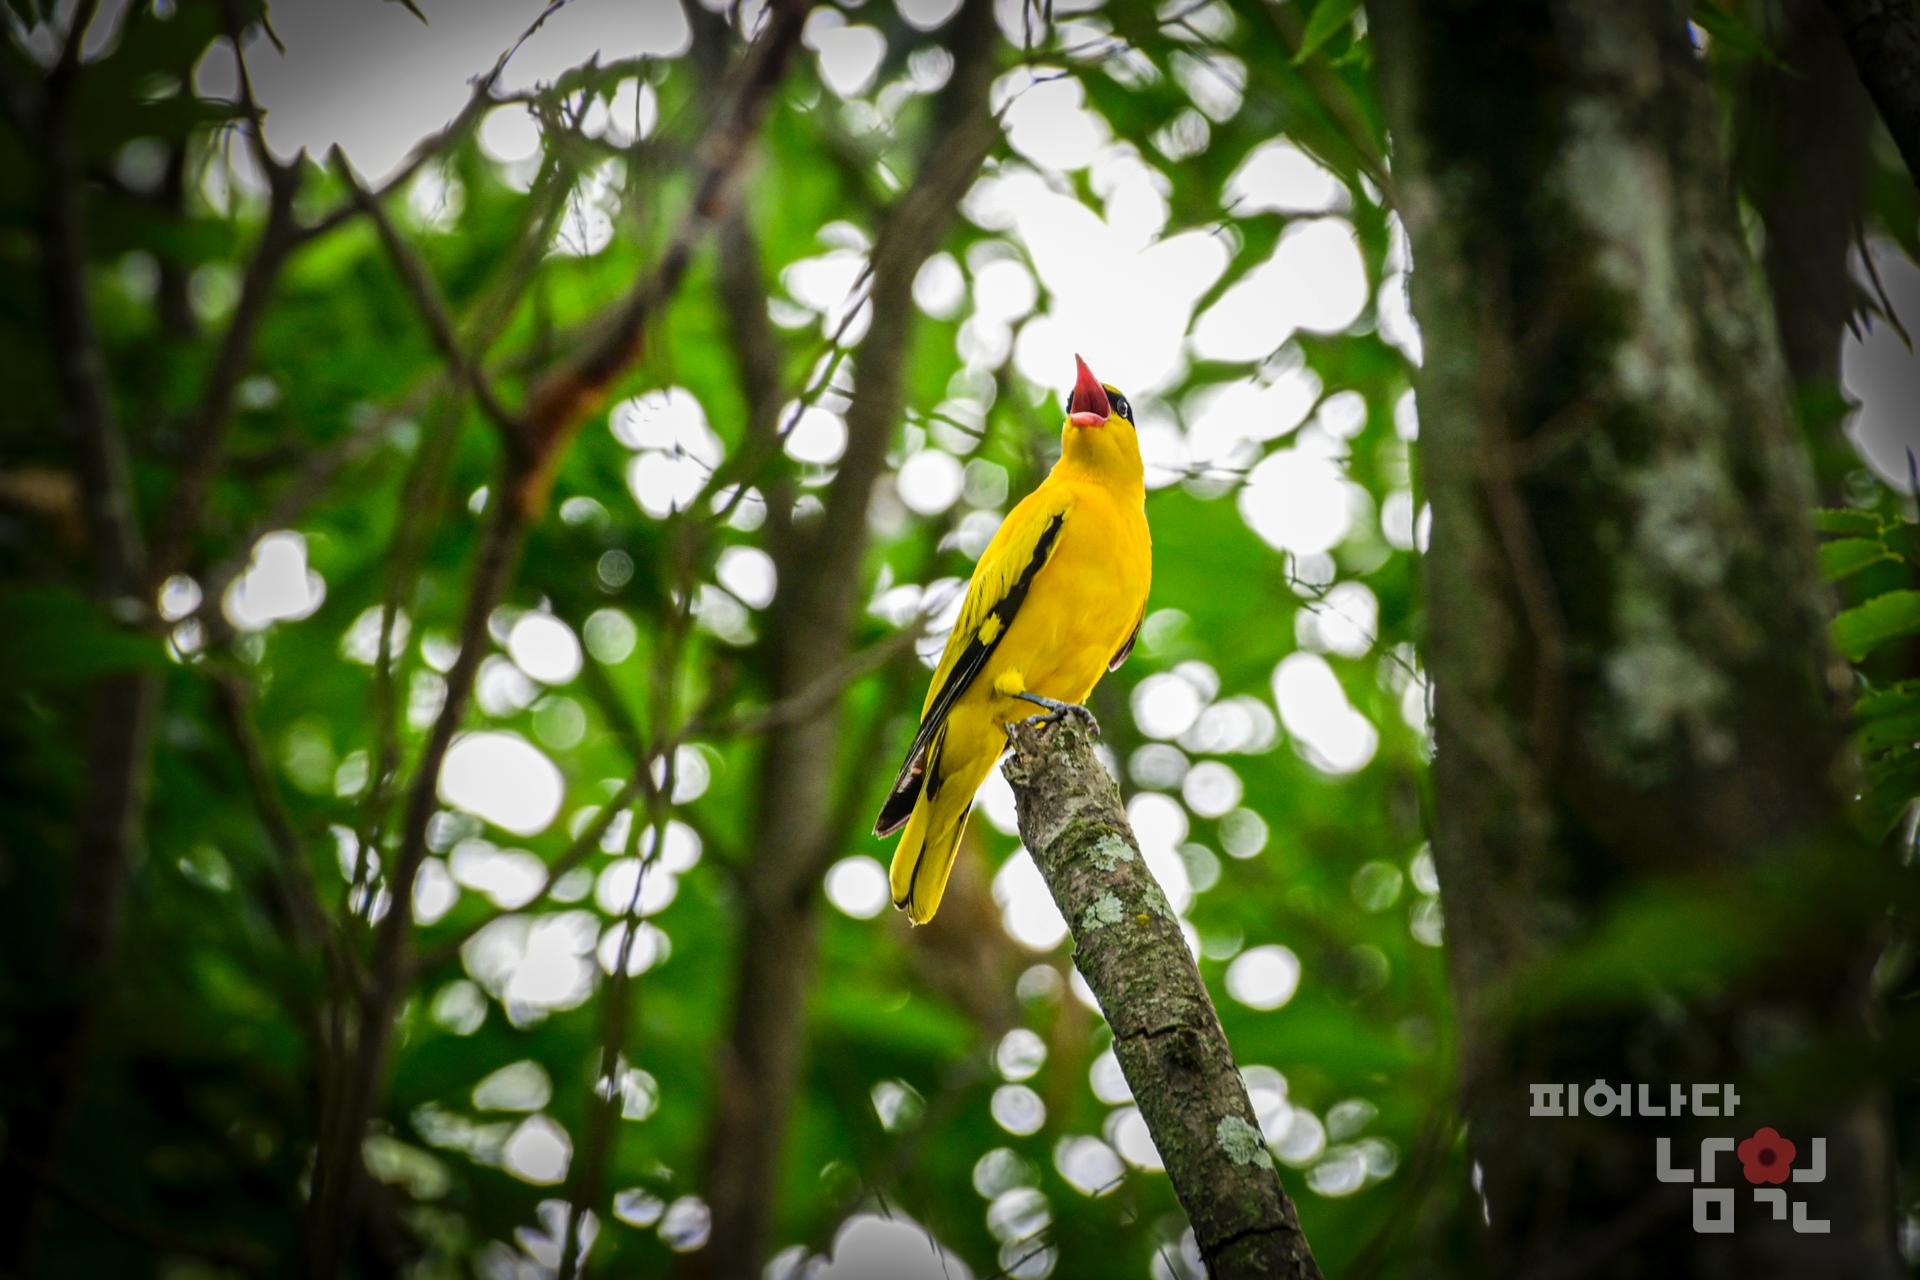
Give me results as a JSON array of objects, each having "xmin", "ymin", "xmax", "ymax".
[
  {"xmin": 332, "ymin": 147, "xmax": 524, "ymax": 440},
  {"xmin": 306, "ymin": 7, "xmax": 815, "ymax": 1266},
  {"xmin": 557, "ymin": 524, "xmax": 695, "ymax": 1279}
]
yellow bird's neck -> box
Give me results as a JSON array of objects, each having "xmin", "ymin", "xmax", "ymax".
[{"xmin": 1055, "ymin": 419, "xmax": 1146, "ymax": 500}]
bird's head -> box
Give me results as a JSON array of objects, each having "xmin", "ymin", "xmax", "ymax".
[{"xmin": 1060, "ymin": 354, "xmax": 1142, "ymax": 484}]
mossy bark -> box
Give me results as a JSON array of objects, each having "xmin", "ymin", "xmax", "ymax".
[
  {"xmin": 1003, "ymin": 718, "xmax": 1320, "ymax": 1280},
  {"xmin": 1367, "ymin": 1, "xmax": 1900, "ymax": 1273}
]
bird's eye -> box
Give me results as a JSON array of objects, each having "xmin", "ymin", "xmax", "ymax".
[{"xmin": 1108, "ymin": 390, "xmax": 1132, "ymax": 421}]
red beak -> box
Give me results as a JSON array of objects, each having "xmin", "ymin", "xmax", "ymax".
[{"xmin": 1068, "ymin": 354, "xmax": 1110, "ymax": 427}]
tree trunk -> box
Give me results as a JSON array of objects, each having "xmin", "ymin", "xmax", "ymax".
[
  {"xmin": 1002, "ymin": 718, "xmax": 1320, "ymax": 1280},
  {"xmin": 1366, "ymin": 1, "xmax": 1901, "ymax": 1273}
]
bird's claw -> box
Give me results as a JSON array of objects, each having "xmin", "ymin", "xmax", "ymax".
[{"xmin": 1014, "ymin": 692, "xmax": 1100, "ymax": 735}]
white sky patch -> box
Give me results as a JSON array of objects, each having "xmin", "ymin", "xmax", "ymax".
[
  {"xmin": 597, "ymin": 920, "xmax": 669, "ymax": 977},
  {"xmin": 995, "ymin": 1028, "xmax": 1048, "ymax": 1081},
  {"xmin": 1843, "ymin": 240, "xmax": 1920, "ymax": 489},
  {"xmin": 224, "ymin": 530, "xmax": 326, "ymax": 631},
  {"xmin": 994, "ymin": 851, "xmax": 1068, "ymax": 951},
  {"xmin": 992, "ymin": 1084, "xmax": 1047, "ymax": 1136},
  {"xmin": 914, "ymin": 252, "xmax": 967, "ymax": 319},
  {"xmin": 195, "ymin": 0, "xmax": 689, "ymax": 183},
  {"xmin": 1182, "ymin": 761, "xmax": 1244, "ymax": 818},
  {"xmin": 439, "ymin": 731, "xmax": 564, "ymax": 835},
  {"xmin": 611, "ymin": 387, "xmax": 717, "ymax": 460},
  {"xmin": 897, "ymin": 0, "xmax": 966, "ymax": 31},
  {"xmin": 1105, "ymin": 1106, "xmax": 1163, "ymax": 1171},
  {"xmin": 1226, "ymin": 141, "xmax": 1346, "ymax": 215},
  {"xmin": 472, "ymin": 1060, "xmax": 552, "ymax": 1112},
  {"xmin": 478, "ymin": 103, "xmax": 539, "ymax": 164},
  {"xmin": 1183, "ymin": 365, "xmax": 1322, "ymax": 469},
  {"xmin": 589, "ymin": 78, "xmax": 659, "ymax": 148},
  {"xmin": 595, "ymin": 859, "xmax": 678, "ymax": 919},
  {"xmin": 1191, "ymin": 217, "xmax": 1369, "ymax": 362},
  {"xmin": 970, "ymin": 156, "xmax": 1227, "ymax": 396},
  {"xmin": 1299, "ymin": 581, "xmax": 1379, "ymax": 658},
  {"xmin": 1238, "ymin": 450, "xmax": 1355, "ymax": 555},
  {"xmin": 898, "ymin": 450, "xmax": 966, "ymax": 515},
  {"xmin": 1089, "ymin": 1048, "xmax": 1131, "ymax": 1105},
  {"xmin": 825, "ymin": 855, "xmax": 891, "ymax": 920},
  {"xmin": 462, "ymin": 911, "xmax": 599, "ymax": 1020},
  {"xmin": 1055, "ymin": 1135, "xmax": 1124, "ymax": 1197},
  {"xmin": 552, "ymin": 159, "xmax": 624, "ymax": 258},
  {"xmin": 783, "ymin": 247, "xmax": 870, "ymax": 339},
  {"xmin": 659, "ymin": 1196, "xmax": 711, "ymax": 1252},
  {"xmin": 811, "ymin": 1214, "xmax": 974, "ymax": 1279},
  {"xmin": 999, "ymin": 70, "xmax": 1108, "ymax": 171},
  {"xmin": 615, "ymin": 387, "xmax": 722, "ymax": 519},
  {"xmin": 1132, "ymin": 671, "xmax": 1205, "ymax": 739},
  {"xmin": 1226, "ymin": 943, "xmax": 1302, "ymax": 1010},
  {"xmin": 783, "ymin": 404, "xmax": 849, "ymax": 466},
  {"xmin": 1170, "ymin": 48, "xmax": 1244, "ymax": 123},
  {"xmin": 805, "ymin": 10, "xmax": 886, "ymax": 98},
  {"xmin": 978, "ymin": 766, "xmax": 1022, "ymax": 835},
  {"xmin": 413, "ymin": 856, "xmax": 458, "ymax": 924},
  {"xmin": 972, "ymin": 255, "xmax": 1039, "ymax": 325},
  {"xmin": 717, "ymin": 546, "xmax": 778, "ymax": 609},
  {"xmin": 1272, "ymin": 653, "xmax": 1378, "ymax": 775},
  {"xmin": 502, "ymin": 1114, "xmax": 571, "ymax": 1186},
  {"xmin": 508, "ymin": 613, "xmax": 582, "ymax": 685},
  {"xmin": 450, "ymin": 838, "xmax": 545, "ymax": 910}
]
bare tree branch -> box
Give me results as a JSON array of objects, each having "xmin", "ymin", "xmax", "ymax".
[
  {"xmin": 332, "ymin": 148, "xmax": 524, "ymax": 439},
  {"xmin": 1002, "ymin": 717, "xmax": 1321, "ymax": 1280},
  {"xmin": 152, "ymin": 4, "xmax": 305, "ymax": 581}
]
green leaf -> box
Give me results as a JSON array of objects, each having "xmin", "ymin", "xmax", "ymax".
[
  {"xmin": 1859, "ymin": 681, "xmax": 1920, "ymax": 721},
  {"xmin": 1294, "ymin": 0, "xmax": 1364, "ymax": 64},
  {"xmin": 1819, "ymin": 537, "xmax": 1895, "ymax": 581},
  {"xmin": 1884, "ymin": 521, "xmax": 1920, "ymax": 565},
  {"xmin": 1815, "ymin": 508, "xmax": 1883, "ymax": 536},
  {"xmin": 1860, "ymin": 709, "xmax": 1920, "ymax": 754},
  {"xmin": 1833, "ymin": 590, "xmax": 1920, "ymax": 661}
]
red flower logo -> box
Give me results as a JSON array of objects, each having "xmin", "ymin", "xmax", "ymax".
[{"xmin": 1737, "ymin": 1126, "xmax": 1796, "ymax": 1185}]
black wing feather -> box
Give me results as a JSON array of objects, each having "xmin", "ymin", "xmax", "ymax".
[
  {"xmin": 873, "ymin": 512, "xmax": 1067, "ymax": 836},
  {"xmin": 1108, "ymin": 618, "xmax": 1141, "ymax": 672}
]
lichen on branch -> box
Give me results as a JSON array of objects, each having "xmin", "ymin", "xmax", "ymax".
[{"xmin": 1002, "ymin": 717, "xmax": 1320, "ymax": 1280}]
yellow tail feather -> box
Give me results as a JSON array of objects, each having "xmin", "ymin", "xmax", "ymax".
[{"xmin": 888, "ymin": 763, "xmax": 988, "ymax": 925}]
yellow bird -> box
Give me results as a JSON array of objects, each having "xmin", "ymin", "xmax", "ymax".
[{"xmin": 877, "ymin": 355, "xmax": 1152, "ymax": 924}]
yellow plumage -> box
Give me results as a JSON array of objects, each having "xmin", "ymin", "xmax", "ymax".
[{"xmin": 877, "ymin": 357, "xmax": 1151, "ymax": 923}]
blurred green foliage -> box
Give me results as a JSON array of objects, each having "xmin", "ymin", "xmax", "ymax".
[{"xmin": 1, "ymin": 1, "xmax": 1915, "ymax": 1277}]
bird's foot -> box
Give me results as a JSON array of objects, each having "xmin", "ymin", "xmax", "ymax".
[{"xmin": 1014, "ymin": 691, "xmax": 1099, "ymax": 734}]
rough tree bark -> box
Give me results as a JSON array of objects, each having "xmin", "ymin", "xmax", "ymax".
[
  {"xmin": 1002, "ymin": 718, "xmax": 1319, "ymax": 1280},
  {"xmin": 686, "ymin": 4, "xmax": 1004, "ymax": 1274},
  {"xmin": 1367, "ymin": 1, "xmax": 1900, "ymax": 1274}
]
